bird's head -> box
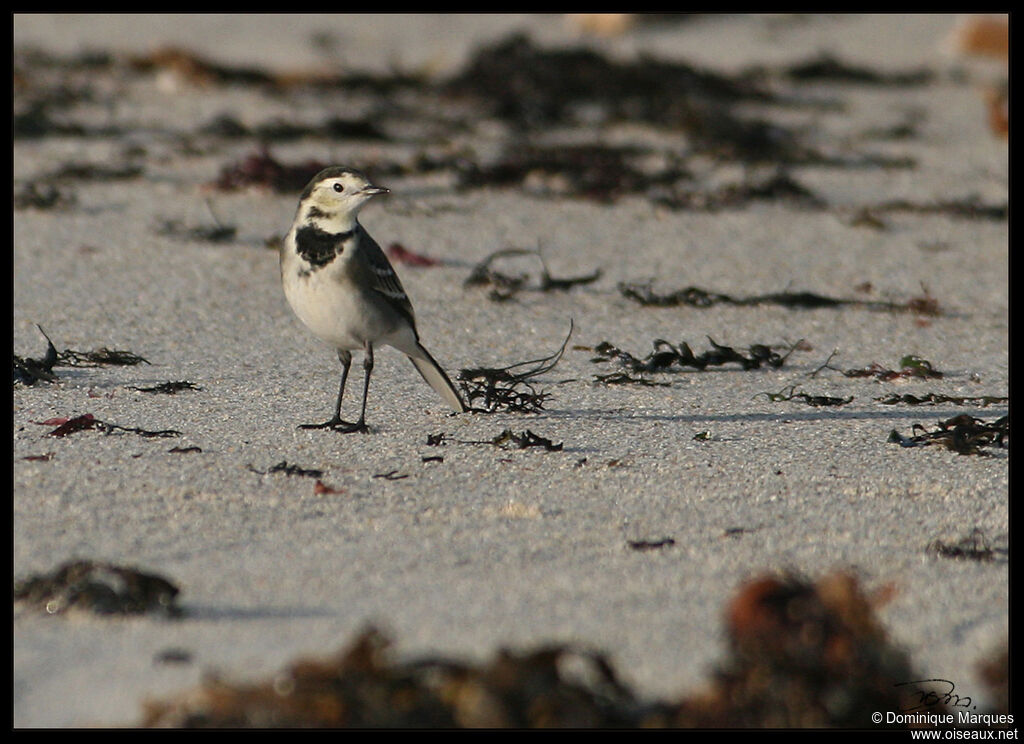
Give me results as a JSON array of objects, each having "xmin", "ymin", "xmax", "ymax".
[{"xmin": 298, "ymin": 166, "xmax": 389, "ymax": 229}]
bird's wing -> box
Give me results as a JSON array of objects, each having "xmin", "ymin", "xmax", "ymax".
[{"xmin": 357, "ymin": 225, "xmax": 418, "ymax": 329}]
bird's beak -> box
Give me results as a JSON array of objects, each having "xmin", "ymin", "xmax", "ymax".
[{"xmin": 362, "ymin": 185, "xmax": 390, "ymax": 196}]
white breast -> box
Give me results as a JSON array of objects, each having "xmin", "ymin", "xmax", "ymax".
[{"xmin": 281, "ymin": 242, "xmax": 410, "ymax": 353}]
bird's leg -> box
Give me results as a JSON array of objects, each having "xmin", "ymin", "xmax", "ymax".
[
  {"xmin": 333, "ymin": 341, "xmax": 372, "ymax": 433},
  {"xmin": 299, "ymin": 350, "xmax": 359, "ymax": 429}
]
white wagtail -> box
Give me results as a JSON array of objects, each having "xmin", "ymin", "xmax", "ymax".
[{"xmin": 280, "ymin": 166, "xmax": 466, "ymax": 432}]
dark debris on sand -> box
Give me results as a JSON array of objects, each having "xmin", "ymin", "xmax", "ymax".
[
  {"xmin": 18, "ymin": 35, "xmax": 999, "ymax": 217},
  {"xmin": 140, "ymin": 572, "xmax": 983, "ymax": 728},
  {"xmin": 888, "ymin": 414, "xmax": 1008, "ymax": 456},
  {"xmin": 15, "ymin": 560, "xmax": 182, "ymax": 618},
  {"xmin": 591, "ymin": 337, "xmax": 796, "ymax": 375}
]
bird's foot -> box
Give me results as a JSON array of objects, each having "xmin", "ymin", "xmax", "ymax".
[
  {"xmin": 299, "ymin": 417, "xmax": 369, "ymax": 434},
  {"xmin": 331, "ymin": 420, "xmax": 369, "ymax": 434},
  {"xmin": 299, "ymin": 417, "xmax": 356, "ymax": 430}
]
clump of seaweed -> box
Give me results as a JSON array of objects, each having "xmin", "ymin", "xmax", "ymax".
[
  {"xmin": 155, "ymin": 200, "xmax": 237, "ymax": 243},
  {"xmin": 15, "ymin": 559, "xmax": 182, "ymax": 617},
  {"xmin": 591, "ymin": 337, "xmax": 797, "ymax": 374},
  {"xmin": 458, "ymin": 322, "xmax": 572, "ymax": 412},
  {"xmin": 247, "ymin": 461, "xmax": 324, "ymax": 478},
  {"xmin": 888, "ymin": 414, "xmax": 1008, "ymax": 456},
  {"xmin": 926, "ymin": 529, "xmax": 1007, "ymax": 563},
  {"xmin": 14, "ymin": 326, "xmax": 59, "ymax": 385},
  {"xmin": 442, "ymin": 33, "xmax": 773, "ymax": 129},
  {"xmin": 779, "ymin": 52, "xmax": 935, "ymax": 85},
  {"xmin": 56, "ymin": 346, "xmax": 151, "ymax": 368},
  {"xmin": 128, "ymin": 381, "xmax": 203, "ymax": 394},
  {"xmin": 661, "ymin": 572, "xmax": 927, "ymax": 728},
  {"xmin": 141, "ymin": 627, "xmax": 638, "ymax": 728},
  {"xmin": 37, "ymin": 413, "xmax": 180, "ymax": 439},
  {"xmin": 138, "ymin": 571, "xmax": 935, "ymax": 728},
  {"xmin": 593, "ymin": 372, "xmax": 671, "ymax": 387},
  {"xmin": 756, "ymin": 385, "xmax": 853, "ymax": 407},
  {"xmin": 465, "ymin": 248, "xmax": 601, "ymax": 301},
  {"xmin": 15, "ymin": 326, "xmax": 153, "ymax": 387},
  {"xmin": 457, "ymin": 143, "xmax": 690, "ymax": 203},
  {"xmin": 485, "ymin": 429, "xmax": 563, "ymax": 452},
  {"xmin": 875, "ymin": 393, "xmax": 1007, "ymax": 407},
  {"xmin": 14, "ymin": 180, "xmax": 77, "ymax": 210},
  {"xmin": 619, "ymin": 281, "xmax": 941, "ymax": 316},
  {"xmin": 651, "ymin": 169, "xmax": 826, "ymax": 211},
  {"xmin": 209, "ymin": 146, "xmax": 329, "ymax": 193},
  {"xmin": 811, "ymin": 351, "xmax": 943, "ymax": 381}
]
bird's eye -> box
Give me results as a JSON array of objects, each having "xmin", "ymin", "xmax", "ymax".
[{"xmin": 333, "ymin": 183, "xmax": 344, "ymax": 193}]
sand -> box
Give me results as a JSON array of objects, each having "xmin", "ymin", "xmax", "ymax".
[{"xmin": 13, "ymin": 14, "xmax": 1008, "ymax": 727}]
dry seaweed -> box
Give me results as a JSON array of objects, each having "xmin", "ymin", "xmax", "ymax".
[
  {"xmin": 457, "ymin": 142, "xmax": 689, "ymax": 203},
  {"xmin": 127, "ymin": 46, "xmax": 425, "ymax": 92},
  {"xmin": 470, "ymin": 429, "xmax": 564, "ymax": 452},
  {"xmin": 627, "ymin": 538, "xmax": 675, "ymax": 551},
  {"xmin": 13, "ymin": 101, "xmax": 89, "ymax": 139},
  {"xmin": 248, "ymin": 461, "xmax": 325, "ymax": 478},
  {"xmin": 868, "ymin": 196, "xmax": 1007, "ymax": 221},
  {"xmin": 16, "ymin": 328, "xmax": 151, "ymax": 379},
  {"xmin": 129, "ymin": 381, "xmax": 202, "ymax": 394},
  {"xmin": 926, "ymin": 529, "xmax": 1007, "ymax": 563},
  {"xmin": 13, "ymin": 180, "xmax": 77, "ymax": 210},
  {"xmin": 811, "ymin": 351, "xmax": 944, "ymax": 381},
  {"xmin": 457, "ymin": 322, "xmax": 572, "ymax": 412},
  {"xmin": 591, "ymin": 337, "xmax": 795, "ymax": 374},
  {"xmin": 593, "ymin": 372, "xmax": 671, "ymax": 387},
  {"xmin": 21, "ymin": 453, "xmax": 54, "ymax": 461},
  {"xmin": 40, "ymin": 413, "xmax": 181, "ymax": 438},
  {"xmin": 660, "ymin": 572, "xmax": 927, "ymax": 728},
  {"xmin": 465, "ymin": 248, "xmax": 600, "ymax": 301},
  {"xmin": 141, "ymin": 627, "xmax": 639, "ymax": 727},
  {"xmin": 139, "ymin": 571, "xmax": 941, "ymax": 728},
  {"xmin": 209, "ymin": 146, "xmax": 329, "ymax": 193},
  {"xmin": 463, "ymin": 248, "xmax": 531, "ymax": 301},
  {"xmin": 49, "ymin": 161, "xmax": 144, "ymax": 181},
  {"xmin": 875, "ymin": 393, "xmax": 1008, "ymax": 407},
  {"xmin": 155, "ymin": 649, "xmax": 194, "ymax": 665},
  {"xmin": 385, "ymin": 242, "xmax": 443, "ymax": 267},
  {"xmin": 780, "ymin": 53, "xmax": 934, "ymax": 85},
  {"xmin": 14, "ymin": 40, "xmax": 946, "ymax": 215},
  {"xmin": 977, "ymin": 644, "xmax": 1010, "ymax": 717},
  {"xmin": 888, "ymin": 414, "xmax": 1008, "ymax": 456},
  {"xmin": 313, "ymin": 480, "xmax": 345, "ymax": 495},
  {"xmin": 443, "ymin": 33, "xmax": 773, "ymax": 128},
  {"xmin": 756, "ymin": 385, "xmax": 853, "ymax": 407},
  {"xmin": 196, "ymin": 112, "xmax": 389, "ymax": 142},
  {"xmin": 619, "ymin": 281, "xmax": 941, "ymax": 315},
  {"xmin": 441, "ymin": 35, "xmax": 844, "ymax": 166},
  {"xmin": 156, "ymin": 216, "xmax": 237, "ymax": 243},
  {"xmin": 127, "ymin": 46, "xmax": 278, "ymax": 86},
  {"xmin": 57, "ymin": 347, "xmax": 151, "ymax": 367},
  {"xmin": 14, "ymin": 326, "xmax": 59, "ymax": 385},
  {"xmin": 373, "ymin": 470, "xmax": 409, "ymax": 481},
  {"xmin": 652, "ymin": 169, "xmax": 826, "ymax": 211},
  {"xmin": 15, "ymin": 559, "xmax": 182, "ymax": 617}
]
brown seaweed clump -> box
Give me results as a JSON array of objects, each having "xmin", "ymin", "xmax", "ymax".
[
  {"xmin": 141, "ymin": 628, "xmax": 640, "ymax": 728},
  {"xmin": 139, "ymin": 572, "xmax": 944, "ymax": 728},
  {"xmin": 15, "ymin": 560, "xmax": 182, "ymax": 617},
  {"xmin": 658, "ymin": 573, "xmax": 930, "ymax": 728}
]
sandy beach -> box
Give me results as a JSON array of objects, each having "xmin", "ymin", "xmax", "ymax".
[{"xmin": 13, "ymin": 14, "xmax": 1008, "ymax": 727}]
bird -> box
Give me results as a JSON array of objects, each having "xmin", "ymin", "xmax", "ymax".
[{"xmin": 280, "ymin": 166, "xmax": 467, "ymax": 433}]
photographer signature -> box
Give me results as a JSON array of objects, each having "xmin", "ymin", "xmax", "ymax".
[{"xmin": 894, "ymin": 679, "xmax": 975, "ymax": 712}]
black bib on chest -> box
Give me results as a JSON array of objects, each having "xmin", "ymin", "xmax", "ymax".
[{"xmin": 295, "ymin": 225, "xmax": 354, "ymax": 269}]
